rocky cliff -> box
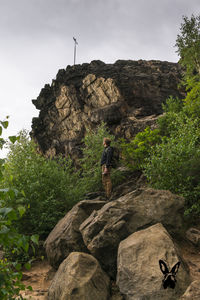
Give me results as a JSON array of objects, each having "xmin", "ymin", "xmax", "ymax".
[{"xmin": 31, "ymin": 59, "xmax": 184, "ymax": 160}]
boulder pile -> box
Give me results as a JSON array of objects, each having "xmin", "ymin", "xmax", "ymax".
[{"xmin": 44, "ymin": 187, "xmax": 194, "ymax": 299}]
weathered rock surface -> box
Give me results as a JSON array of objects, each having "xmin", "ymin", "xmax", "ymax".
[
  {"xmin": 44, "ymin": 199, "xmax": 106, "ymax": 269},
  {"xmin": 31, "ymin": 60, "xmax": 184, "ymax": 161},
  {"xmin": 186, "ymin": 227, "xmax": 200, "ymax": 247},
  {"xmin": 47, "ymin": 252, "xmax": 110, "ymax": 300},
  {"xmin": 179, "ymin": 280, "xmax": 200, "ymax": 299},
  {"xmin": 117, "ymin": 223, "xmax": 190, "ymax": 300},
  {"xmin": 79, "ymin": 188, "xmax": 184, "ymax": 277}
]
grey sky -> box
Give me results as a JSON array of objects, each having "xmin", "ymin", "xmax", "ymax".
[{"xmin": 0, "ymin": 0, "xmax": 199, "ymax": 157}]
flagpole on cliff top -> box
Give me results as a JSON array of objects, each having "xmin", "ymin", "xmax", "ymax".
[{"xmin": 73, "ymin": 37, "xmax": 78, "ymax": 65}]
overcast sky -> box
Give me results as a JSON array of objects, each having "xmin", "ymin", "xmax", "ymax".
[{"xmin": 0, "ymin": 0, "xmax": 199, "ymax": 157}]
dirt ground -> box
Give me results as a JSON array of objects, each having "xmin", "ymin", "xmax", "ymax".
[{"xmin": 19, "ymin": 260, "xmax": 56, "ymax": 300}]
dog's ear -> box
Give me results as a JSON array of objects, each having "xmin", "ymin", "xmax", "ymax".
[
  {"xmin": 159, "ymin": 260, "xmax": 169, "ymax": 274},
  {"xmin": 171, "ymin": 261, "xmax": 180, "ymax": 275}
]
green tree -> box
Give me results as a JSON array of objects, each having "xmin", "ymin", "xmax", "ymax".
[
  {"xmin": 143, "ymin": 14, "xmax": 200, "ymax": 216},
  {"xmin": 175, "ymin": 14, "xmax": 200, "ymax": 118},
  {"xmin": 144, "ymin": 116, "xmax": 200, "ymax": 214},
  {"xmin": 175, "ymin": 14, "xmax": 200, "ymax": 77}
]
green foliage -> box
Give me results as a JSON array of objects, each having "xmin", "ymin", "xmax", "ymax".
[
  {"xmin": 1, "ymin": 124, "xmax": 125, "ymax": 240},
  {"xmin": 120, "ymin": 126, "xmax": 161, "ymax": 170},
  {"xmin": 2, "ymin": 130, "xmax": 81, "ymax": 238},
  {"xmin": 80, "ymin": 123, "xmax": 124, "ymax": 191},
  {"xmin": 162, "ymin": 96, "xmax": 184, "ymax": 113},
  {"xmin": 0, "ymin": 119, "xmax": 36, "ymax": 299},
  {"xmin": 175, "ymin": 14, "xmax": 200, "ymax": 78},
  {"xmin": 144, "ymin": 117, "xmax": 200, "ymax": 212},
  {"xmin": 183, "ymin": 80, "xmax": 200, "ymax": 118},
  {"xmin": 175, "ymin": 14, "xmax": 200, "ymax": 120},
  {"xmin": 157, "ymin": 96, "xmax": 186, "ymax": 136},
  {"xmin": 0, "ymin": 258, "xmax": 32, "ymax": 300},
  {"xmin": 142, "ymin": 13, "xmax": 200, "ymax": 216}
]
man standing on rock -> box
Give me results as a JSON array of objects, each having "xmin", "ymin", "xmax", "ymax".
[{"xmin": 101, "ymin": 138, "xmax": 113, "ymax": 199}]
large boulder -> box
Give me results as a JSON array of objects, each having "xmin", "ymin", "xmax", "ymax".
[
  {"xmin": 47, "ymin": 252, "xmax": 110, "ymax": 300},
  {"xmin": 117, "ymin": 223, "xmax": 190, "ymax": 300},
  {"xmin": 44, "ymin": 199, "xmax": 106, "ymax": 268},
  {"xmin": 79, "ymin": 188, "xmax": 185, "ymax": 277}
]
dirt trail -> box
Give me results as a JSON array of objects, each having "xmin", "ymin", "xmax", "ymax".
[{"xmin": 20, "ymin": 260, "xmax": 55, "ymax": 300}]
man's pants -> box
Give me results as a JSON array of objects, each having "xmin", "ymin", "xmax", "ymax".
[{"xmin": 102, "ymin": 165, "xmax": 112, "ymax": 198}]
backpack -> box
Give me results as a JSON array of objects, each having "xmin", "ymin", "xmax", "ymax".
[{"xmin": 110, "ymin": 146, "xmax": 120, "ymax": 168}]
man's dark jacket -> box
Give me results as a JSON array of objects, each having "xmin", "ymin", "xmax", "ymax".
[{"xmin": 100, "ymin": 146, "xmax": 113, "ymax": 168}]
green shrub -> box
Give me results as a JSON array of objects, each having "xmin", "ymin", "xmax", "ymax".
[
  {"xmin": 157, "ymin": 96, "xmax": 185, "ymax": 137},
  {"xmin": 144, "ymin": 117, "xmax": 200, "ymax": 212},
  {"xmin": 2, "ymin": 125, "xmax": 125, "ymax": 238},
  {"xmin": 2, "ymin": 130, "xmax": 81, "ymax": 238},
  {"xmin": 144, "ymin": 14, "xmax": 200, "ymax": 217},
  {"xmin": 0, "ymin": 118, "xmax": 37, "ymax": 299},
  {"xmin": 120, "ymin": 126, "xmax": 161, "ymax": 170},
  {"xmin": 183, "ymin": 80, "xmax": 200, "ymax": 118},
  {"xmin": 162, "ymin": 96, "xmax": 184, "ymax": 113}
]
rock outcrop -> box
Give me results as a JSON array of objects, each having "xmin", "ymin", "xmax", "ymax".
[
  {"xmin": 117, "ymin": 223, "xmax": 190, "ymax": 300},
  {"xmin": 31, "ymin": 60, "xmax": 184, "ymax": 161},
  {"xmin": 47, "ymin": 252, "xmax": 110, "ymax": 300},
  {"xmin": 79, "ymin": 188, "xmax": 184, "ymax": 277}
]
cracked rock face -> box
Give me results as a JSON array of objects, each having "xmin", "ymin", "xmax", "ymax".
[
  {"xmin": 79, "ymin": 188, "xmax": 185, "ymax": 278},
  {"xmin": 31, "ymin": 59, "xmax": 184, "ymax": 160}
]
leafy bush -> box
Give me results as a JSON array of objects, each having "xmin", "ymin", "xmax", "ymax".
[
  {"xmin": 120, "ymin": 126, "xmax": 161, "ymax": 170},
  {"xmin": 144, "ymin": 117, "xmax": 200, "ymax": 213},
  {"xmin": 143, "ymin": 14, "xmax": 200, "ymax": 216},
  {"xmin": 162, "ymin": 96, "xmax": 184, "ymax": 113},
  {"xmin": 0, "ymin": 258, "xmax": 32, "ymax": 299},
  {"xmin": 2, "ymin": 130, "xmax": 81, "ymax": 238},
  {"xmin": 2, "ymin": 124, "xmax": 124, "ymax": 239},
  {"xmin": 0, "ymin": 118, "xmax": 37, "ymax": 299},
  {"xmin": 183, "ymin": 80, "xmax": 200, "ymax": 118},
  {"xmin": 157, "ymin": 96, "xmax": 186, "ymax": 137}
]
